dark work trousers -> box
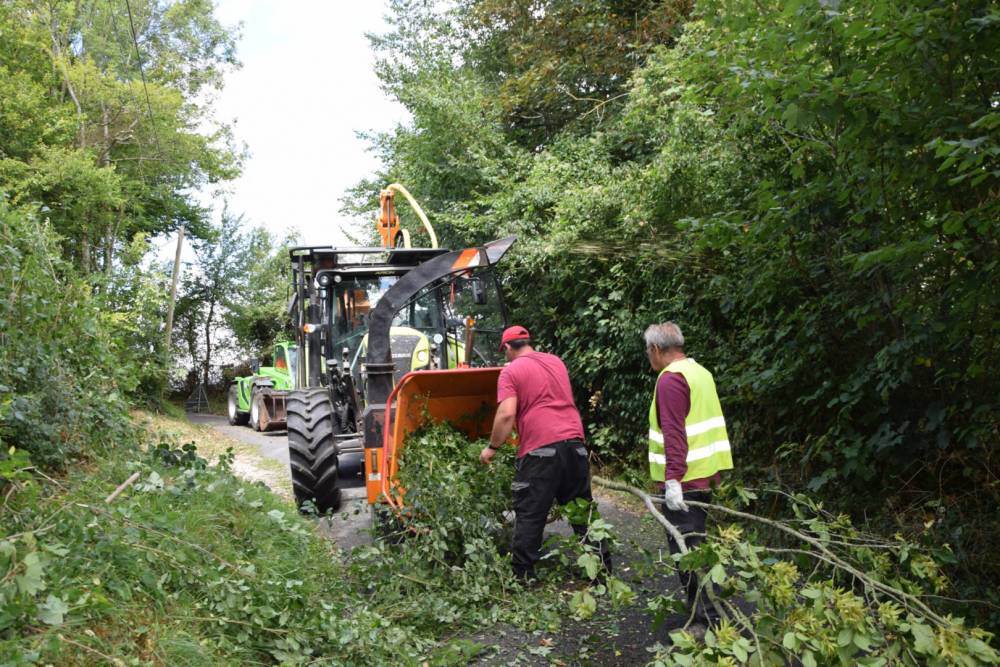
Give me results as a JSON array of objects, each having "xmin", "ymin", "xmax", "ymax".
[
  {"xmin": 510, "ymin": 440, "xmax": 611, "ymax": 579},
  {"xmin": 662, "ymin": 489, "xmax": 719, "ymax": 624}
]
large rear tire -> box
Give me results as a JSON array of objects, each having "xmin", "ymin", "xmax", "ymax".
[
  {"xmin": 287, "ymin": 388, "xmax": 342, "ymax": 513},
  {"xmin": 227, "ymin": 385, "xmax": 250, "ymax": 426}
]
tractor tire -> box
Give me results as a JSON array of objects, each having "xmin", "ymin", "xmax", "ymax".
[
  {"xmin": 227, "ymin": 385, "xmax": 250, "ymax": 426},
  {"xmin": 250, "ymin": 390, "xmax": 263, "ymax": 431},
  {"xmin": 287, "ymin": 388, "xmax": 342, "ymax": 513}
]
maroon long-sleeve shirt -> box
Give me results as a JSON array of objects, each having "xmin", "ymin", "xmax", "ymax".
[{"xmin": 656, "ymin": 372, "xmax": 722, "ymax": 492}]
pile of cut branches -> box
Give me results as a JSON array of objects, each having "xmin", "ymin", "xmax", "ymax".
[{"xmin": 595, "ymin": 477, "xmax": 999, "ymax": 666}]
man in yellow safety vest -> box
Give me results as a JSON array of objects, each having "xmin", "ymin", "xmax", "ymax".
[{"xmin": 645, "ymin": 321, "xmax": 733, "ymax": 626}]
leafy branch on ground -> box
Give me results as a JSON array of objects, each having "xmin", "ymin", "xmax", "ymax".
[{"xmin": 594, "ymin": 477, "xmax": 999, "ymax": 666}]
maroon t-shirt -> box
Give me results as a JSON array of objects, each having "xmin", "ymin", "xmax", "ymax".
[
  {"xmin": 656, "ymin": 371, "xmax": 722, "ymax": 491},
  {"xmin": 497, "ymin": 351, "xmax": 585, "ymax": 457}
]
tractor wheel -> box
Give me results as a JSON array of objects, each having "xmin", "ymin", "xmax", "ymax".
[
  {"xmin": 287, "ymin": 388, "xmax": 342, "ymax": 513},
  {"xmin": 250, "ymin": 390, "xmax": 263, "ymax": 431},
  {"xmin": 227, "ymin": 385, "xmax": 250, "ymax": 426}
]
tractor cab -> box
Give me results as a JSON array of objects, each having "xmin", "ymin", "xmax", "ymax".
[{"xmin": 288, "ymin": 246, "xmax": 509, "ymax": 391}]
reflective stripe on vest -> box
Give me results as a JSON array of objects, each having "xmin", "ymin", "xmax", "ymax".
[{"xmin": 648, "ymin": 358, "xmax": 735, "ymax": 482}]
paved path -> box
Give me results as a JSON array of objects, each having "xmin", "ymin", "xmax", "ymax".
[
  {"xmin": 187, "ymin": 413, "xmax": 373, "ymax": 550},
  {"xmin": 187, "ymin": 413, "xmax": 292, "ymax": 465}
]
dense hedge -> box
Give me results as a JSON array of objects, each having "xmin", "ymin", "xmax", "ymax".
[{"xmin": 0, "ymin": 204, "xmax": 125, "ymax": 467}]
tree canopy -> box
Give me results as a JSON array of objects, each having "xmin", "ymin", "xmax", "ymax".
[{"xmin": 0, "ymin": 0, "xmax": 242, "ymax": 273}]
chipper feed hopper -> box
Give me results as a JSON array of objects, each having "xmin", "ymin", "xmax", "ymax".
[{"xmin": 285, "ymin": 185, "xmax": 515, "ymax": 513}]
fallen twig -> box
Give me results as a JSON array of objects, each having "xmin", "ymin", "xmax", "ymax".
[
  {"xmin": 57, "ymin": 634, "xmax": 125, "ymax": 666},
  {"xmin": 104, "ymin": 472, "xmax": 141, "ymax": 504},
  {"xmin": 591, "ymin": 475, "xmax": 951, "ymax": 628},
  {"xmin": 591, "ymin": 476, "xmax": 687, "ymax": 551}
]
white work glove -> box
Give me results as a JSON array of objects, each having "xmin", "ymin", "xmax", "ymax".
[{"xmin": 663, "ymin": 479, "xmax": 689, "ymax": 512}]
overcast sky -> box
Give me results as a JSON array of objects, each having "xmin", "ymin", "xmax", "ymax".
[{"xmin": 189, "ymin": 1, "xmax": 407, "ymax": 251}]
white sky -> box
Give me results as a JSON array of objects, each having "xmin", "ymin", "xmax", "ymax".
[{"xmin": 191, "ymin": 1, "xmax": 407, "ymax": 251}]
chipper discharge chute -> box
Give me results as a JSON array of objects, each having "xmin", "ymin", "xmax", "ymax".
[{"xmin": 284, "ymin": 183, "xmax": 516, "ymax": 514}]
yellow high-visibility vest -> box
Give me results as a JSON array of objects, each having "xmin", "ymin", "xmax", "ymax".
[{"xmin": 648, "ymin": 358, "xmax": 734, "ymax": 482}]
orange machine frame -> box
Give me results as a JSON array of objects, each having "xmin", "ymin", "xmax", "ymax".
[
  {"xmin": 377, "ymin": 189, "xmax": 400, "ymax": 249},
  {"xmin": 365, "ymin": 367, "xmax": 502, "ymax": 506}
]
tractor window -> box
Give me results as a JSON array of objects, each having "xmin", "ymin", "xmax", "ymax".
[
  {"xmin": 332, "ymin": 276, "xmax": 400, "ymax": 360},
  {"xmin": 285, "ymin": 347, "xmax": 299, "ymax": 388},
  {"xmin": 274, "ymin": 347, "xmax": 288, "ymax": 371},
  {"xmin": 440, "ymin": 270, "xmax": 507, "ymax": 367}
]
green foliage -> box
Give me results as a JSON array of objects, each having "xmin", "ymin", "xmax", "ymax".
[
  {"xmin": 0, "ymin": 0, "xmax": 242, "ymax": 274},
  {"xmin": 0, "ymin": 421, "xmax": 565, "ymax": 664},
  {"xmin": 0, "ymin": 202, "xmax": 134, "ymax": 468},
  {"xmin": 364, "ymin": 0, "xmax": 1000, "ymax": 626},
  {"xmin": 172, "ymin": 210, "xmax": 295, "ymax": 389},
  {"xmin": 461, "ymin": 0, "xmax": 692, "ymax": 147},
  {"xmin": 646, "ymin": 487, "xmax": 1000, "ymax": 666}
]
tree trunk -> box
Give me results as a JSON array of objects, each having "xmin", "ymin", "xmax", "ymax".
[{"xmin": 81, "ymin": 232, "xmax": 91, "ymax": 273}]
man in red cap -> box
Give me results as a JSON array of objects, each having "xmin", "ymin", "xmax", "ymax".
[{"xmin": 480, "ymin": 325, "xmax": 610, "ymax": 581}]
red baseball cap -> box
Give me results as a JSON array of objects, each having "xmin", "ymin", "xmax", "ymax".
[{"xmin": 499, "ymin": 325, "xmax": 531, "ymax": 351}]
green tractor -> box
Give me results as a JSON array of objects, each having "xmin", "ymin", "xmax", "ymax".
[{"xmin": 227, "ymin": 341, "xmax": 298, "ymax": 431}]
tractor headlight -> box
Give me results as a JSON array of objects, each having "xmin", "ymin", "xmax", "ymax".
[{"xmin": 415, "ymin": 349, "xmax": 429, "ymax": 366}]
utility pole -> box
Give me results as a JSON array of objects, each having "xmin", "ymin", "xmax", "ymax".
[{"xmin": 164, "ymin": 224, "xmax": 185, "ymax": 359}]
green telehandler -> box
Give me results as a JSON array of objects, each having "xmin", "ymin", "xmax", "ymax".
[{"xmin": 227, "ymin": 341, "xmax": 297, "ymax": 431}]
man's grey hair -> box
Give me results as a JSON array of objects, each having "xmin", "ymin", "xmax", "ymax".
[{"xmin": 644, "ymin": 322, "xmax": 684, "ymax": 351}]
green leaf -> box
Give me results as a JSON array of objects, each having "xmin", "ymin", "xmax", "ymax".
[
  {"xmin": 783, "ymin": 632, "xmax": 798, "ymax": 650},
  {"xmin": 782, "ymin": 103, "xmax": 801, "ymax": 129},
  {"xmin": 16, "ymin": 551, "xmax": 45, "ymax": 596},
  {"xmin": 37, "ymin": 594, "xmax": 69, "ymax": 626},
  {"xmin": 576, "ymin": 553, "xmax": 601, "ymax": 580},
  {"xmin": 569, "ymin": 589, "xmax": 597, "ymax": 620},
  {"xmin": 910, "ymin": 622, "xmax": 936, "ymax": 654},
  {"xmin": 732, "ymin": 640, "xmax": 749, "ymax": 662}
]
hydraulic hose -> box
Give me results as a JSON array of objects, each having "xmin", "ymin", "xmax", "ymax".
[{"xmin": 385, "ymin": 182, "xmax": 438, "ymax": 249}]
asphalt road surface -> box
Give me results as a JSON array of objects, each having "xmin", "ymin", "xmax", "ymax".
[{"xmin": 187, "ymin": 413, "xmax": 373, "ymax": 550}]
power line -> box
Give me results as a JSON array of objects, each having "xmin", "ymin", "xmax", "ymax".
[
  {"xmin": 122, "ymin": 0, "xmax": 161, "ymax": 156},
  {"xmin": 104, "ymin": 0, "xmax": 149, "ymax": 176}
]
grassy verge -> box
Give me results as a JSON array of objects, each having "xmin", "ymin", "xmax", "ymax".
[
  {"xmin": 132, "ymin": 410, "xmax": 292, "ymax": 501},
  {"xmin": 0, "ymin": 414, "xmax": 563, "ymax": 665}
]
